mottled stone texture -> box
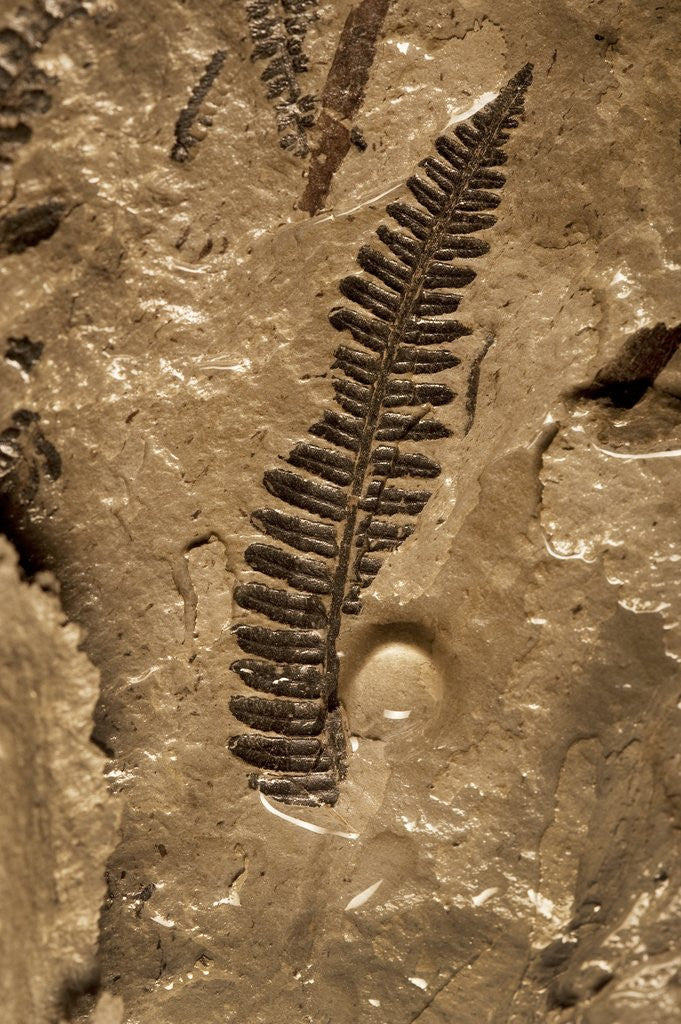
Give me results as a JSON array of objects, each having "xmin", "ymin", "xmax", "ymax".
[
  {"xmin": 0, "ymin": 0, "xmax": 680, "ymax": 1021},
  {"xmin": 0, "ymin": 539, "xmax": 118, "ymax": 1024}
]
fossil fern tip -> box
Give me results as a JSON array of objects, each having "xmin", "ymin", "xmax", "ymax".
[{"xmin": 514, "ymin": 62, "xmax": 534, "ymax": 88}]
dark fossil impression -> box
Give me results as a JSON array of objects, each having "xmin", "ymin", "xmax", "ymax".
[
  {"xmin": 229, "ymin": 65, "xmax": 533, "ymax": 806},
  {"xmin": 0, "ymin": 0, "xmax": 83, "ymax": 166},
  {"xmin": 246, "ymin": 0, "xmax": 317, "ymax": 157},
  {"xmin": 170, "ymin": 49, "xmax": 227, "ymax": 163},
  {"xmin": 0, "ymin": 408, "xmax": 61, "ymax": 505},
  {"xmin": 0, "ymin": 200, "xmax": 63, "ymax": 255}
]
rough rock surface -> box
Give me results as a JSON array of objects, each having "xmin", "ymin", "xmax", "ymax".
[
  {"xmin": 0, "ymin": 0, "xmax": 680, "ymax": 1021},
  {"xmin": 0, "ymin": 538, "xmax": 118, "ymax": 1024}
]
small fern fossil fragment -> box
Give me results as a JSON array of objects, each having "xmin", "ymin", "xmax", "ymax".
[
  {"xmin": 229, "ymin": 65, "xmax": 533, "ymax": 806},
  {"xmin": 0, "ymin": 1, "xmax": 83, "ymax": 167},
  {"xmin": 170, "ymin": 49, "xmax": 226, "ymax": 162},
  {"xmin": 246, "ymin": 0, "xmax": 317, "ymax": 156}
]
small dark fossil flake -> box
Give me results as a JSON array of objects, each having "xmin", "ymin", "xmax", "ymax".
[
  {"xmin": 4, "ymin": 334, "xmax": 44, "ymax": 373},
  {"xmin": 0, "ymin": 201, "xmax": 64, "ymax": 255},
  {"xmin": 576, "ymin": 322, "xmax": 681, "ymax": 409},
  {"xmin": 246, "ymin": 0, "xmax": 317, "ymax": 157},
  {"xmin": 0, "ymin": 409, "xmax": 61, "ymax": 507},
  {"xmin": 229, "ymin": 65, "xmax": 533, "ymax": 806}
]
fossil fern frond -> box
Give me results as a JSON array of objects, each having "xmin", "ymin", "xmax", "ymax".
[{"xmin": 229, "ymin": 64, "xmax": 533, "ymax": 805}]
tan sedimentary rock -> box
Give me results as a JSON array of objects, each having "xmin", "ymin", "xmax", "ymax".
[
  {"xmin": 0, "ymin": 539, "xmax": 118, "ymax": 1024},
  {"xmin": 0, "ymin": 0, "xmax": 679, "ymax": 1020}
]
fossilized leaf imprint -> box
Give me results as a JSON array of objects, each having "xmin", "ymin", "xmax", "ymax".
[
  {"xmin": 229, "ymin": 65, "xmax": 533, "ymax": 806},
  {"xmin": 246, "ymin": 0, "xmax": 317, "ymax": 157}
]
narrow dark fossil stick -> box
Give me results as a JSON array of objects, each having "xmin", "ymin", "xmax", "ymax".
[
  {"xmin": 170, "ymin": 50, "xmax": 227, "ymax": 163},
  {"xmin": 300, "ymin": 0, "xmax": 391, "ymax": 214},
  {"xmin": 464, "ymin": 333, "xmax": 495, "ymax": 434}
]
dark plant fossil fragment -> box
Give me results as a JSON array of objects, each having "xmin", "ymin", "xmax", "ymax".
[
  {"xmin": 4, "ymin": 334, "xmax": 44, "ymax": 373},
  {"xmin": 0, "ymin": 408, "xmax": 61, "ymax": 506},
  {"xmin": 300, "ymin": 0, "xmax": 391, "ymax": 214},
  {"xmin": 0, "ymin": 201, "xmax": 63, "ymax": 255},
  {"xmin": 229, "ymin": 65, "xmax": 533, "ymax": 806},
  {"xmin": 246, "ymin": 0, "xmax": 317, "ymax": 157},
  {"xmin": 171, "ymin": 49, "xmax": 227, "ymax": 163},
  {"xmin": 0, "ymin": 1, "xmax": 83, "ymax": 166},
  {"xmin": 464, "ymin": 332, "xmax": 495, "ymax": 434},
  {"xmin": 575, "ymin": 322, "xmax": 681, "ymax": 409}
]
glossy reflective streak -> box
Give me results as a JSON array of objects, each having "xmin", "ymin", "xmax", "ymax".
[
  {"xmin": 594, "ymin": 443, "xmax": 681, "ymax": 460},
  {"xmin": 342, "ymin": 638, "xmax": 443, "ymax": 746},
  {"xmin": 543, "ymin": 535, "xmax": 598, "ymax": 563},
  {"xmin": 258, "ymin": 791, "xmax": 359, "ymax": 841},
  {"xmin": 446, "ymin": 90, "xmax": 499, "ymax": 128},
  {"xmin": 344, "ymin": 879, "xmax": 384, "ymax": 911}
]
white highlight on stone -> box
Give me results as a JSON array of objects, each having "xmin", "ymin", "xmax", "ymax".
[
  {"xmin": 383, "ymin": 708, "xmax": 411, "ymax": 720},
  {"xmin": 594, "ymin": 443, "xmax": 681, "ymax": 461},
  {"xmin": 150, "ymin": 913, "xmax": 175, "ymax": 928},
  {"xmin": 528, "ymin": 889, "xmax": 555, "ymax": 919},
  {"xmin": 171, "ymin": 261, "xmax": 209, "ymax": 275},
  {"xmin": 336, "ymin": 182, "xmax": 404, "ymax": 220},
  {"xmin": 610, "ymin": 268, "xmax": 633, "ymax": 298},
  {"xmin": 472, "ymin": 886, "xmax": 499, "ymax": 907},
  {"xmin": 408, "ymin": 977, "xmax": 428, "ymax": 990},
  {"xmin": 197, "ymin": 357, "xmax": 252, "ymax": 374},
  {"xmin": 447, "ymin": 90, "xmax": 498, "ymax": 127},
  {"xmin": 543, "ymin": 536, "xmax": 597, "ymax": 564},
  {"xmin": 345, "ymin": 879, "xmax": 384, "ymax": 911},
  {"xmin": 259, "ymin": 791, "xmax": 359, "ymax": 840},
  {"xmin": 212, "ymin": 892, "xmax": 241, "ymax": 908},
  {"xmin": 368, "ymin": 997, "xmax": 381, "ymax": 1007},
  {"xmin": 619, "ymin": 598, "xmax": 671, "ymax": 615},
  {"xmin": 350, "ymin": 736, "xmax": 360, "ymax": 752},
  {"xmin": 158, "ymin": 303, "xmax": 206, "ymax": 325}
]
